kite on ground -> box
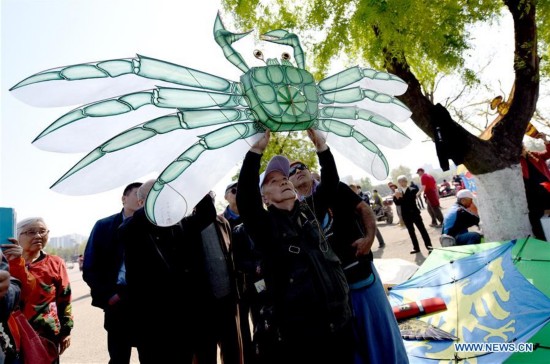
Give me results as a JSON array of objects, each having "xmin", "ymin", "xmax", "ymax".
[{"xmin": 389, "ymin": 241, "xmax": 550, "ymax": 363}]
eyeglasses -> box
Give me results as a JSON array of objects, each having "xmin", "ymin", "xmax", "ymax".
[
  {"xmin": 21, "ymin": 229, "xmax": 49, "ymax": 237},
  {"xmin": 289, "ymin": 163, "xmax": 308, "ymax": 177}
]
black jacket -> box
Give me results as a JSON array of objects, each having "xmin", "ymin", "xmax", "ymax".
[
  {"xmin": 236, "ymin": 149, "xmax": 351, "ymax": 336},
  {"xmin": 83, "ymin": 211, "xmax": 125, "ymax": 309},
  {"xmin": 393, "ymin": 184, "xmax": 422, "ymax": 218}
]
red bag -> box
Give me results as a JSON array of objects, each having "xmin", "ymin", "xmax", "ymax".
[{"xmin": 8, "ymin": 310, "xmax": 58, "ymax": 364}]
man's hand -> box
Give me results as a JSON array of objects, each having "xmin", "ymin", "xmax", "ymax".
[
  {"xmin": 307, "ymin": 129, "xmax": 328, "ymax": 152},
  {"xmin": 250, "ymin": 130, "xmax": 270, "ymax": 154},
  {"xmin": 352, "ymin": 237, "xmax": 373, "ymax": 256}
]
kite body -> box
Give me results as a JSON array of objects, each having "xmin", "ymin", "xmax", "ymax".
[{"xmin": 10, "ymin": 13, "xmax": 411, "ymax": 226}]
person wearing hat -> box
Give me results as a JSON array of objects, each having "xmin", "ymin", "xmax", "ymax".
[
  {"xmin": 236, "ymin": 129, "xmax": 354, "ymax": 364},
  {"xmin": 416, "ymin": 168, "xmax": 444, "ymax": 227},
  {"xmin": 441, "ymin": 189, "xmax": 482, "ymax": 245},
  {"xmin": 222, "ymin": 182, "xmax": 241, "ymax": 229}
]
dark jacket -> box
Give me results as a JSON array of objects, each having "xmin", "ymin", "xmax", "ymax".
[
  {"xmin": 320, "ymin": 182, "xmax": 374, "ymax": 284},
  {"xmin": 83, "ymin": 211, "xmax": 125, "ymax": 309},
  {"xmin": 232, "ymin": 223, "xmax": 263, "ymax": 297},
  {"xmin": 117, "ymin": 197, "xmax": 211, "ymax": 342},
  {"xmin": 393, "ymin": 184, "xmax": 421, "ymax": 219},
  {"xmin": 119, "ymin": 194, "xmax": 237, "ymax": 330},
  {"xmin": 236, "ymin": 149, "xmax": 351, "ymax": 336},
  {"xmin": 120, "ymin": 195, "xmax": 219, "ymax": 313}
]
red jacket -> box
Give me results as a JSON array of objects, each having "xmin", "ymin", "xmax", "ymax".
[{"xmin": 520, "ymin": 143, "xmax": 550, "ymax": 182}]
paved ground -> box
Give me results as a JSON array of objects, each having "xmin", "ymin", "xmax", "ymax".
[{"xmin": 371, "ymin": 195, "xmax": 457, "ymax": 267}]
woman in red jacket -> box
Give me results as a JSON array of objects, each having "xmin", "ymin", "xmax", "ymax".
[{"xmin": 6, "ymin": 217, "xmax": 73, "ymax": 364}]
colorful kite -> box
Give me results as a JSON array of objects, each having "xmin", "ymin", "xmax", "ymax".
[
  {"xmin": 10, "ymin": 13, "xmax": 411, "ymax": 226},
  {"xmin": 389, "ymin": 242, "xmax": 550, "ymax": 363}
]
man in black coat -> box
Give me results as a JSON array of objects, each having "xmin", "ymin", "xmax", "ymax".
[
  {"xmin": 83, "ymin": 182, "xmax": 142, "ymax": 364},
  {"xmin": 120, "ymin": 181, "xmax": 242, "ymax": 364},
  {"xmin": 236, "ymin": 129, "xmax": 354, "ymax": 364},
  {"xmin": 393, "ymin": 175, "xmax": 433, "ymax": 254}
]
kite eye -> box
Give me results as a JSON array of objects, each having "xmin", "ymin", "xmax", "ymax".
[
  {"xmin": 282, "ymin": 52, "xmax": 291, "ymax": 61},
  {"xmin": 254, "ymin": 50, "xmax": 264, "ymax": 60}
]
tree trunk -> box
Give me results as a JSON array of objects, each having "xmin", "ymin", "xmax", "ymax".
[
  {"xmin": 383, "ymin": 0, "xmax": 539, "ymax": 242},
  {"xmin": 474, "ymin": 164, "xmax": 532, "ymax": 242}
]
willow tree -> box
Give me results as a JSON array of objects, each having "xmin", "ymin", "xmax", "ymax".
[{"xmin": 221, "ymin": 0, "xmax": 549, "ymax": 241}]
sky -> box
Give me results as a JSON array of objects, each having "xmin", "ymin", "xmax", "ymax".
[{"xmin": 1, "ymin": 0, "xmax": 515, "ymax": 236}]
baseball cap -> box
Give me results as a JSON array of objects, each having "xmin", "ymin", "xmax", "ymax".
[
  {"xmin": 457, "ymin": 189, "xmax": 474, "ymax": 199},
  {"xmin": 225, "ymin": 182, "xmax": 238, "ymax": 193},
  {"xmin": 259, "ymin": 155, "xmax": 290, "ymax": 187},
  {"xmin": 416, "ymin": 168, "xmax": 425, "ymax": 174}
]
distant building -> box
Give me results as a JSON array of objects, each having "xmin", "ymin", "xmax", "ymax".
[{"xmin": 49, "ymin": 233, "xmax": 87, "ymax": 249}]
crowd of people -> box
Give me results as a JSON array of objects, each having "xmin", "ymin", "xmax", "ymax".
[{"xmin": 0, "ymin": 128, "xmax": 501, "ymax": 364}]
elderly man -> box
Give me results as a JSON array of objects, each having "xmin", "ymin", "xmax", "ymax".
[
  {"xmin": 83, "ymin": 182, "xmax": 143, "ymax": 364},
  {"xmin": 388, "ymin": 182, "xmax": 405, "ymax": 226},
  {"xmin": 393, "ymin": 175, "xmax": 433, "ymax": 254},
  {"xmin": 442, "ymin": 189, "xmax": 482, "ymax": 245},
  {"xmin": 236, "ymin": 129, "xmax": 354, "ymax": 364},
  {"xmin": 121, "ymin": 181, "xmax": 242, "ymax": 363}
]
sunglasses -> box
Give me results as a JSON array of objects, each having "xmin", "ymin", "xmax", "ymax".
[
  {"xmin": 226, "ymin": 187, "xmax": 237, "ymax": 195},
  {"xmin": 289, "ymin": 163, "xmax": 308, "ymax": 177}
]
